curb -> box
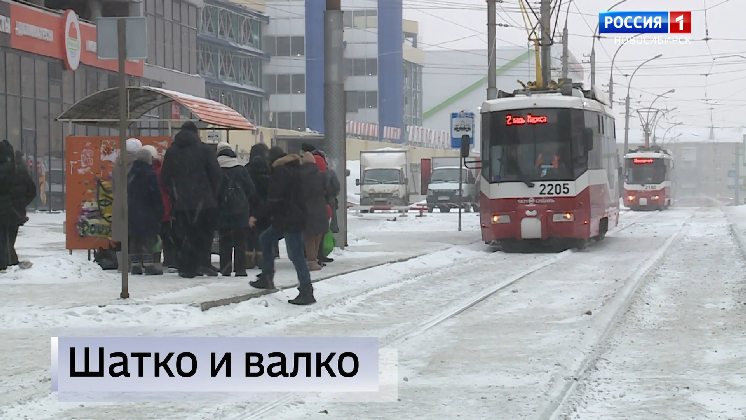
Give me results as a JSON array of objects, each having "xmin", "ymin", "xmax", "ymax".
[{"xmin": 198, "ymin": 252, "xmax": 434, "ymax": 311}]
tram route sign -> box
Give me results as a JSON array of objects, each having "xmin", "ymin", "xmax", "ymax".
[{"xmin": 451, "ymin": 112, "xmax": 474, "ymax": 149}]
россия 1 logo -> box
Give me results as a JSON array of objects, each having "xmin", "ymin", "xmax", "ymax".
[{"xmin": 599, "ymin": 11, "xmax": 691, "ymax": 34}]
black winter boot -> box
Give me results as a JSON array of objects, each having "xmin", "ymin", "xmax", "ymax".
[
  {"xmin": 250, "ymin": 272, "xmax": 275, "ymax": 290},
  {"xmin": 144, "ymin": 265, "xmax": 163, "ymax": 275},
  {"xmin": 288, "ymin": 287, "xmax": 316, "ymax": 305},
  {"xmin": 130, "ymin": 254, "xmax": 143, "ymax": 275}
]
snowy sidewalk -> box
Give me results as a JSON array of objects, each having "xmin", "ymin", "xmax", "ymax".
[{"xmin": 0, "ymin": 211, "xmax": 480, "ymax": 313}]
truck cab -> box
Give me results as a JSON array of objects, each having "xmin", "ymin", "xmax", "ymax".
[
  {"xmin": 426, "ymin": 166, "xmax": 478, "ymax": 213},
  {"xmin": 357, "ymin": 167, "xmax": 408, "ymax": 206},
  {"xmin": 356, "ymin": 150, "xmax": 411, "ymax": 207}
]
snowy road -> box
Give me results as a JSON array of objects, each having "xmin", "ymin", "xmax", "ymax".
[
  {"xmin": 1, "ymin": 208, "xmax": 745, "ymax": 419},
  {"xmin": 558, "ymin": 208, "xmax": 746, "ymax": 420}
]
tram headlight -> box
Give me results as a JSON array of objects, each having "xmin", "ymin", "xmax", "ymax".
[
  {"xmin": 492, "ymin": 214, "xmax": 510, "ymax": 224},
  {"xmin": 653, "ymin": 195, "xmax": 659, "ymax": 200},
  {"xmin": 553, "ymin": 212, "xmax": 574, "ymax": 222},
  {"xmin": 627, "ymin": 195, "xmax": 635, "ymax": 201}
]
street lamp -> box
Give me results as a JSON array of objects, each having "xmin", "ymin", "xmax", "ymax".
[
  {"xmin": 649, "ymin": 88, "xmax": 675, "ymax": 113},
  {"xmin": 591, "ymin": 0, "xmax": 628, "ymax": 89},
  {"xmin": 658, "ymin": 122, "xmax": 683, "ymax": 145},
  {"xmin": 623, "ymin": 54, "xmax": 663, "ymax": 155},
  {"xmin": 609, "ymin": 33, "xmax": 642, "ymax": 107}
]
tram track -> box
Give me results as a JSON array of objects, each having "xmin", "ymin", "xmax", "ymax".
[
  {"xmin": 532, "ymin": 211, "xmax": 695, "ymax": 420},
  {"xmin": 226, "ymin": 210, "xmax": 661, "ymax": 420},
  {"xmin": 548, "ymin": 207, "xmax": 746, "ymax": 420}
]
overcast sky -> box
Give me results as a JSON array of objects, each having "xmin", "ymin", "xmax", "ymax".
[{"xmin": 403, "ymin": 0, "xmax": 745, "ymax": 138}]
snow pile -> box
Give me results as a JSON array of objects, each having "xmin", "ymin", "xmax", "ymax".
[{"xmin": 347, "ymin": 160, "xmax": 360, "ymax": 205}]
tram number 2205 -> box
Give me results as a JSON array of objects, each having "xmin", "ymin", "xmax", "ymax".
[{"xmin": 538, "ymin": 183, "xmax": 570, "ymax": 195}]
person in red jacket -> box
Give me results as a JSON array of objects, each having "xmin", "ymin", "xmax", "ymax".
[{"xmin": 143, "ymin": 145, "xmax": 177, "ymax": 272}]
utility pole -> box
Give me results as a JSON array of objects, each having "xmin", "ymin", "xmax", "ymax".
[
  {"xmin": 561, "ymin": 22, "xmax": 569, "ymax": 78},
  {"xmin": 735, "ymin": 143, "xmax": 741, "ymax": 205},
  {"xmin": 487, "ymin": 0, "xmax": 497, "ymax": 100},
  {"xmin": 539, "ymin": 0, "xmax": 552, "ymax": 87},
  {"xmin": 324, "ymin": 0, "xmax": 347, "ymax": 248}
]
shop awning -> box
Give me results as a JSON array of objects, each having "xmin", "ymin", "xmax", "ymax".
[{"xmin": 56, "ymin": 86, "xmax": 256, "ymax": 130}]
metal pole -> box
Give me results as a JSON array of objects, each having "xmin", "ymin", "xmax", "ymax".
[
  {"xmin": 561, "ymin": 24, "xmax": 569, "ymax": 78},
  {"xmin": 609, "ymin": 34, "xmax": 642, "ymax": 107},
  {"xmin": 539, "ymin": 0, "xmax": 552, "ymax": 87},
  {"xmin": 458, "ymin": 157, "xmax": 463, "ymax": 232},
  {"xmin": 117, "ymin": 18, "xmax": 129, "ymax": 299},
  {"xmin": 486, "ymin": 0, "xmax": 497, "ymax": 100},
  {"xmin": 624, "ymin": 95, "xmax": 631, "ymax": 153},
  {"xmin": 592, "ymin": 0, "xmax": 628, "ymax": 91},
  {"xmin": 736, "ymin": 142, "xmax": 741, "ymax": 206},
  {"xmin": 325, "ymin": 0, "xmax": 347, "ymax": 248}
]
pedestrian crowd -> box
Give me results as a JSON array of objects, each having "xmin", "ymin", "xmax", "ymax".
[
  {"xmin": 110, "ymin": 122, "xmax": 341, "ymax": 305},
  {"xmin": 0, "ymin": 140, "xmax": 37, "ymax": 272}
]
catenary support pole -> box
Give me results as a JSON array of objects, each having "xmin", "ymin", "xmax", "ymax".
[
  {"xmin": 458, "ymin": 156, "xmax": 463, "ymax": 232},
  {"xmin": 486, "ymin": 0, "xmax": 497, "ymax": 100},
  {"xmin": 325, "ymin": 0, "xmax": 347, "ymax": 248},
  {"xmin": 117, "ymin": 18, "xmax": 129, "ymax": 299},
  {"xmin": 561, "ymin": 24, "xmax": 569, "ymax": 78},
  {"xmin": 736, "ymin": 142, "xmax": 741, "ymax": 206},
  {"xmin": 539, "ymin": 0, "xmax": 552, "ymax": 87}
]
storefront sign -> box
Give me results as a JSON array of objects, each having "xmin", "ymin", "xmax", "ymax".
[
  {"xmin": 0, "ymin": 1, "xmax": 10, "ymax": 47},
  {"xmin": 62, "ymin": 9, "xmax": 81, "ymax": 71},
  {"xmin": 7, "ymin": 2, "xmax": 143, "ymax": 76}
]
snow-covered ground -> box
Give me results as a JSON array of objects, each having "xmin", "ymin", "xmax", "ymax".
[{"xmin": 1, "ymin": 206, "xmax": 745, "ymax": 419}]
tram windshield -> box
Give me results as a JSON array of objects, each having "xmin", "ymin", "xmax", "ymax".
[
  {"xmin": 625, "ymin": 158, "xmax": 666, "ymax": 184},
  {"xmin": 482, "ymin": 108, "xmax": 584, "ymax": 184}
]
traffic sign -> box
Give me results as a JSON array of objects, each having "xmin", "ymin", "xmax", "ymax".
[
  {"xmin": 451, "ymin": 112, "xmax": 474, "ymax": 149},
  {"xmin": 728, "ymin": 170, "xmax": 737, "ymax": 178}
]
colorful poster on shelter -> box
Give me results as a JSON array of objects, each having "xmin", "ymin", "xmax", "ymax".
[{"xmin": 65, "ymin": 136, "xmax": 171, "ymax": 250}]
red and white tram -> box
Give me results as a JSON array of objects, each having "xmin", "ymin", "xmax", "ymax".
[
  {"xmin": 623, "ymin": 147, "xmax": 675, "ymax": 211},
  {"xmin": 479, "ymin": 82, "xmax": 620, "ymax": 250}
]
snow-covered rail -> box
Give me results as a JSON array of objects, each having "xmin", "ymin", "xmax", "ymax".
[
  {"xmin": 533, "ymin": 213, "xmax": 694, "ymax": 420},
  {"xmin": 227, "ymin": 212, "xmax": 658, "ymax": 420}
]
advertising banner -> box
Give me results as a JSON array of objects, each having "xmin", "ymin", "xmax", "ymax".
[{"xmin": 64, "ymin": 136, "xmax": 171, "ymax": 250}]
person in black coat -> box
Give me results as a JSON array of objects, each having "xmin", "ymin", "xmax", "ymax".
[
  {"xmin": 0, "ymin": 140, "xmax": 17, "ymax": 271},
  {"xmin": 128, "ymin": 148, "xmax": 165, "ymax": 275},
  {"xmin": 9, "ymin": 150, "xmax": 36, "ymax": 267},
  {"xmin": 250, "ymin": 146, "xmax": 315, "ymax": 305},
  {"xmin": 161, "ymin": 121, "xmax": 222, "ymax": 278},
  {"xmin": 246, "ymin": 145, "xmax": 271, "ymax": 268},
  {"xmin": 216, "ymin": 142, "xmax": 255, "ymax": 276},
  {"xmin": 300, "ymin": 152, "xmax": 329, "ymax": 271}
]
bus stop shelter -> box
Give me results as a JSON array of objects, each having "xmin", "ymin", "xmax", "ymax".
[
  {"xmin": 56, "ymin": 85, "xmax": 256, "ymax": 135},
  {"xmin": 56, "ymin": 86, "xmax": 255, "ymax": 260}
]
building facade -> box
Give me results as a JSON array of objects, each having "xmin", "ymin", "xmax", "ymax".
[
  {"xmin": 0, "ymin": 0, "xmax": 200, "ymax": 210},
  {"xmin": 198, "ymin": 0, "xmax": 268, "ymax": 126},
  {"xmin": 422, "ymin": 45, "xmax": 585, "ymax": 147},
  {"xmin": 263, "ymin": 0, "xmax": 423, "ymax": 141}
]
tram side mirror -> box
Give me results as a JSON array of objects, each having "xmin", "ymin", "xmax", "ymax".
[
  {"xmin": 346, "ymin": 169, "xmax": 351, "ymax": 177},
  {"xmin": 583, "ymin": 128, "xmax": 594, "ymax": 151},
  {"xmin": 355, "ymin": 179, "xmax": 360, "ymax": 186}
]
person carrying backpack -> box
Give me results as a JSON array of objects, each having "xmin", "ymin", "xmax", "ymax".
[{"xmin": 216, "ymin": 142, "xmax": 256, "ymax": 276}]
